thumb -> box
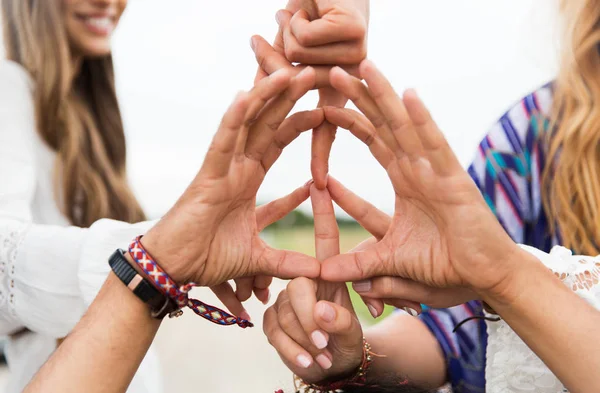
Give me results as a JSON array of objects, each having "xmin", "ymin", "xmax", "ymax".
[
  {"xmin": 274, "ymin": 9, "xmax": 293, "ymax": 54},
  {"xmin": 321, "ymin": 242, "xmax": 390, "ymax": 282},
  {"xmin": 314, "ymin": 300, "xmax": 362, "ymax": 348}
]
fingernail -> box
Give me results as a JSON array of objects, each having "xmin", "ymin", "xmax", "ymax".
[
  {"xmin": 304, "ymin": 179, "xmax": 315, "ymax": 187},
  {"xmin": 332, "ymin": 66, "xmax": 349, "ymax": 76},
  {"xmin": 352, "ymin": 280, "xmax": 372, "ymax": 293},
  {"xmin": 250, "ymin": 37, "xmax": 256, "ymax": 51},
  {"xmin": 311, "ymin": 330, "xmax": 329, "ymax": 350},
  {"xmin": 275, "ymin": 10, "xmax": 284, "ymax": 25},
  {"xmin": 317, "ymin": 303, "xmax": 336, "ymax": 323},
  {"xmin": 403, "ymin": 307, "xmax": 419, "ymax": 317},
  {"xmin": 367, "ymin": 304, "xmax": 380, "ymax": 319},
  {"xmin": 239, "ymin": 310, "xmax": 252, "ymax": 322},
  {"xmin": 296, "ymin": 67, "xmax": 312, "ymax": 79},
  {"xmin": 296, "ymin": 354, "xmax": 312, "ymax": 369},
  {"xmin": 262, "ymin": 289, "xmax": 271, "ymax": 305},
  {"xmin": 316, "ymin": 354, "xmax": 332, "ymax": 370}
]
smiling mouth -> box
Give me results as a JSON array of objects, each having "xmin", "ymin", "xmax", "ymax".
[{"xmin": 75, "ymin": 13, "xmax": 116, "ymax": 36}]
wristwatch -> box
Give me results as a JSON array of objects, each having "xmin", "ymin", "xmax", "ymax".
[{"xmin": 109, "ymin": 249, "xmax": 178, "ymax": 319}]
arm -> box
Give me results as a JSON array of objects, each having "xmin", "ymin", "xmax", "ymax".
[
  {"xmin": 24, "ymin": 273, "xmax": 160, "ymax": 393},
  {"xmin": 321, "ymin": 61, "xmax": 600, "ymax": 392},
  {"xmin": 365, "ymin": 314, "xmax": 446, "ymax": 389},
  {"xmin": 24, "ymin": 68, "xmax": 324, "ymax": 393},
  {"xmin": 484, "ymin": 248, "xmax": 600, "ymax": 390}
]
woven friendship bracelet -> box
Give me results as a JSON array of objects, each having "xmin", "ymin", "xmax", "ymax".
[{"xmin": 128, "ymin": 236, "xmax": 253, "ymax": 328}]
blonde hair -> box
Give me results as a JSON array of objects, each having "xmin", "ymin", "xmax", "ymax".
[
  {"xmin": 544, "ymin": 0, "xmax": 600, "ymax": 255},
  {"xmin": 2, "ymin": 0, "xmax": 145, "ymax": 227}
]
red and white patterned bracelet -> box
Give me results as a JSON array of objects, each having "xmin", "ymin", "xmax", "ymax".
[{"xmin": 128, "ymin": 236, "xmax": 253, "ymax": 328}]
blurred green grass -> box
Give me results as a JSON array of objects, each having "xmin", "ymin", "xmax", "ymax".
[{"xmin": 265, "ymin": 227, "xmax": 394, "ymax": 325}]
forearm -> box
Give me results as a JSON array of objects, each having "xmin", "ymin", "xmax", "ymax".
[
  {"xmin": 483, "ymin": 251, "xmax": 600, "ymax": 392},
  {"xmin": 365, "ymin": 313, "xmax": 446, "ymax": 389},
  {"xmin": 24, "ymin": 273, "xmax": 161, "ymax": 393}
]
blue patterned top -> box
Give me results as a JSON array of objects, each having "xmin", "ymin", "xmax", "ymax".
[{"xmin": 419, "ymin": 83, "xmax": 558, "ymax": 392}]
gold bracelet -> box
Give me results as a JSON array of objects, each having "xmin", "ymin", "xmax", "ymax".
[{"xmin": 293, "ymin": 337, "xmax": 376, "ymax": 393}]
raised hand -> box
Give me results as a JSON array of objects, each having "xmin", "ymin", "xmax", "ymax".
[
  {"xmin": 326, "ymin": 176, "xmax": 476, "ymax": 315},
  {"xmin": 264, "ymin": 185, "xmax": 363, "ymax": 384},
  {"xmin": 278, "ymin": 0, "xmax": 369, "ymax": 65},
  {"xmin": 140, "ymin": 67, "xmax": 325, "ymax": 289},
  {"xmin": 255, "ymin": 1, "xmax": 369, "ymax": 189},
  {"xmin": 320, "ymin": 61, "xmax": 522, "ymax": 300},
  {"xmin": 211, "ymin": 182, "xmax": 312, "ymax": 321}
]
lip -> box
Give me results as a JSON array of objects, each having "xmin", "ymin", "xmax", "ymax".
[{"xmin": 74, "ymin": 12, "xmax": 117, "ymax": 36}]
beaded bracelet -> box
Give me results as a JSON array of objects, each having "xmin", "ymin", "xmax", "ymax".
[
  {"xmin": 128, "ymin": 236, "xmax": 253, "ymax": 328},
  {"xmin": 289, "ymin": 337, "xmax": 375, "ymax": 393}
]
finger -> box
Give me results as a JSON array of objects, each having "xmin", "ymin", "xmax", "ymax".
[
  {"xmin": 251, "ymin": 34, "xmax": 360, "ymax": 88},
  {"xmin": 253, "ymin": 67, "xmax": 268, "ymax": 85},
  {"xmin": 349, "ymin": 237, "xmax": 378, "ymax": 253},
  {"xmin": 287, "ymin": 278, "xmax": 329, "ymax": 351},
  {"xmin": 273, "ymin": 10, "xmax": 288, "ymax": 54},
  {"xmin": 329, "ymin": 66, "xmax": 400, "ymax": 153},
  {"xmin": 261, "ymin": 109, "xmax": 325, "ymax": 172},
  {"xmin": 359, "ymin": 60, "xmax": 423, "ymax": 160},
  {"xmin": 256, "ymin": 182, "xmax": 312, "ymax": 231},
  {"xmin": 253, "ymin": 275, "xmax": 273, "ymax": 305},
  {"xmin": 284, "ymin": 26, "xmax": 366, "ymax": 64},
  {"xmin": 327, "ymin": 176, "xmax": 391, "ymax": 239},
  {"xmin": 323, "ymin": 107, "xmax": 393, "ymax": 169},
  {"xmin": 264, "ymin": 305, "xmax": 314, "ymax": 369},
  {"xmin": 321, "ymin": 242, "xmax": 392, "ymax": 282},
  {"xmin": 310, "ymin": 185, "xmax": 340, "ymax": 262},
  {"xmin": 311, "ymin": 122, "xmax": 336, "ymax": 190},
  {"xmin": 243, "ymin": 68, "xmax": 293, "ymax": 132},
  {"xmin": 255, "ymin": 243, "xmax": 320, "ymax": 279},
  {"xmin": 314, "ymin": 300, "xmax": 362, "ymax": 349},
  {"xmin": 245, "ymin": 67, "xmax": 317, "ymax": 161},
  {"xmin": 403, "ymin": 89, "xmax": 462, "ymax": 176},
  {"xmin": 360, "ymin": 296, "xmax": 384, "ymax": 318},
  {"xmin": 290, "ymin": 9, "xmax": 366, "ymax": 47},
  {"xmin": 210, "ymin": 282, "xmax": 251, "ymax": 322},
  {"xmin": 382, "ymin": 300, "xmax": 422, "ymax": 317},
  {"xmin": 232, "ymin": 70, "xmax": 291, "ymax": 156},
  {"xmin": 352, "ymin": 276, "xmax": 474, "ymax": 308},
  {"xmin": 200, "ymin": 92, "xmax": 250, "ymax": 179},
  {"xmin": 311, "ymin": 88, "xmax": 347, "ymax": 190},
  {"xmin": 234, "ymin": 277, "xmax": 254, "ymax": 302}
]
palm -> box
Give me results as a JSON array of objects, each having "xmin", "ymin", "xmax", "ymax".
[
  {"xmin": 321, "ymin": 61, "xmax": 517, "ymax": 293},
  {"xmin": 384, "ymin": 158, "xmax": 511, "ymax": 289}
]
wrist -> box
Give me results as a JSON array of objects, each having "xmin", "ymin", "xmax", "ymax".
[
  {"xmin": 140, "ymin": 225, "xmax": 205, "ymax": 285},
  {"xmin": 477, "ymin": 246, "xmax": 546, "ymax": 309}
]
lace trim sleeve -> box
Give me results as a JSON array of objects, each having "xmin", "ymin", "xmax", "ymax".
[{"xmin": 0, "ymin": 221, "xmax": 30, "ymax": 330}]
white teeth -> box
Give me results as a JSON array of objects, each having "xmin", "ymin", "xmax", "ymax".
[{"xmin": 86, "ymin": 17, "xmax": 113, "ymax": 30}]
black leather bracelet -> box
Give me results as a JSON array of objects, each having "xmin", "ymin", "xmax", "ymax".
[{"xmin": 109, "ymin": 249, "xmax": 178, "ymax": 319}]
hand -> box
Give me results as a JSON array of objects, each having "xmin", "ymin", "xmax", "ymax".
[
  {"xmin": 211, "ymin": 183, "xmax": 312, "ymax": 321},
  {"xmin": 279, "ymin": 0, "xmax": 369, "ymax": 65},
  {"xmin": 326, "ymin": 176, "xmax": 478, "ymax": 316},
  {"xmin": 320, "ymin": 61, "xmax": 522, "ymax": 300},
  {"xmin": 141, "ymin": 68, "xmax": 325, "ymax": 288},
  {"xmin": 264, "ymin": 185, "xmax": 363, "ymax": 384},
  {"xmin": 256, "ymin": 0, "xmax": 369, "ymax": 189}
]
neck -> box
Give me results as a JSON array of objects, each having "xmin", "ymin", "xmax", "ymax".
[{"xmin": 70, "ymin": 54, "xmax": 83, "ymax": 83}]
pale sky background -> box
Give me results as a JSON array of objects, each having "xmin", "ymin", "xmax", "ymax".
[
  {"xmin": 113, "ymin": 0, "xmax": 561, "ymax": 219},
  {"xmin": 0, "ymin": 0, "xmax": 542, "ymax": 219},
  {"xmin": 0, "ymin": 2, "xmax": 565, "ymax": 391}
]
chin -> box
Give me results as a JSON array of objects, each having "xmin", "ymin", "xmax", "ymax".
[{"xmin": 73, "ymin": 40, "xmax": 113, "ymax": 58}]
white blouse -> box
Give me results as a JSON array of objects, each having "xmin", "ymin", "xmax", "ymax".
[
  {"xmin": 0, "ymin": 60, "xmax": 162, "ymax": 393},
  {"xmin": 486, "ymin": 245, "xmax": 600, "ymax": 393}
]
